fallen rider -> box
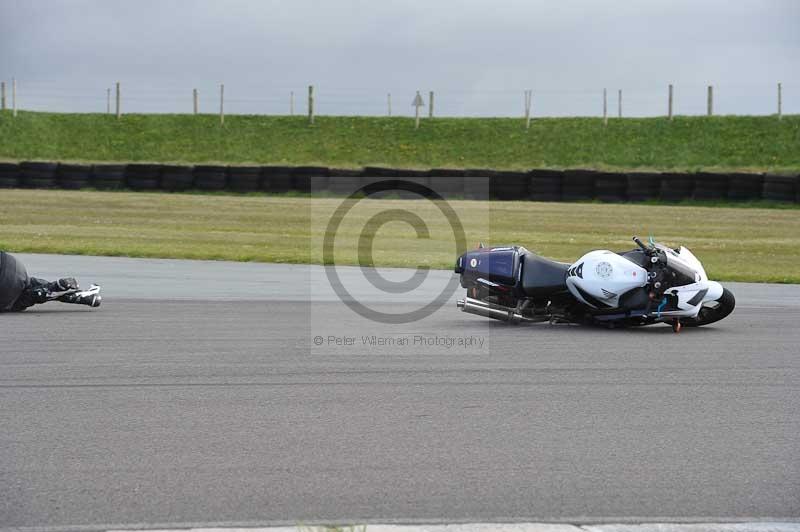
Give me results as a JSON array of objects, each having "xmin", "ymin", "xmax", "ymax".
[{"xmin": 0, "ymin": 251, "xmax": 101, "ymax": 312}]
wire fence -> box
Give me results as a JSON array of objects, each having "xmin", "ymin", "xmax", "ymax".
[{"xmin": 0, "ymin": 79, "xmax": 795, "ymax": 120}]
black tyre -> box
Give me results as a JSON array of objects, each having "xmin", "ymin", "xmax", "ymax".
[
  {"xmin": 762, "ymin": 174, "xmax": 796, "ymax": 202},
  {"xmin": 57, "ymin": 164, "xmax": 92, "ymax": 190},
  {"xmin": 692, "ymin": 172, "xmax": 729, "ymax": 200},
  {"xmin": 727, "ymin": 173, "xmax": 763, "ymax": 201},
  {"xmin": 363, "ymin": 166, "xmax": 400, "ymax": 177},
  {"xmin": 428, "ymin": 168, "xmax": 465, "ymax": 198},
  {"xmin": 681, "ymin": 288, "xmax": 736, "ymax": 327},
  {"xmin": 327, "ymin": 170, "xmax": 362, "ymax": 196},
  {"xmin": 292, "ymin": 166, "xmax": 329, "ymax": 193},
  {"xmin": 229, "ymin": 166, "xmax": 262, "ymax": 192},
  {"xmin": 193, "ymin": 166, "xmax": 228, "ymax": 191},
  {"xmin": 529, "ymin": 169, "xmax": 563, "ymax": 202},
  {"xmin": 19, "ymin": 162, "xmax": 57, "ymax": 188},
  {"xmin": 463, "ymin": 169, "xmax": 494, "ymax": 200},
  {"xmin": 160, "ymin": 165, "xmax": 195, "ymax": 192},
  {"xmin": 594, "ymin": 172, "xmax": 627, "ymax": 202},
  {"xmin": 91, "ymin": 164, "xmax": 126, "ymax": 190},
  {"xmin": 562, "ymin": 169, "xmax": 595, "ymax": 201},
  {"xmin": 490, "ymin": 171, "xmax": 529, "ymax": 200},
  {"xmin": 262, "ymin": 166, "xmax": 291, "ymax": 192},
  {"xmin": 660, "ymin": 173, "xmax": 694, "ymax": 201},
  {"xmin": 0, "ymin": 162, "xmax": 20, "ymax": 188},
  {"xmin": 626, "ymin": 172, "xmax": 661, "ymax": 201},
  {"xmin": 126, "ymin": 164, "xmax": 161, "ymax": 190}
]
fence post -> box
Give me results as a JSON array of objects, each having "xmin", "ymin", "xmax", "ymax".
[
  {"xmin": 778, "ymin": 82, "xmax": 782, "ymax": 120},
  {"xmin": 106, "ymin": 88, "xmax": 110, "ymax": 114},
  {"xmin": 668, "ymin": 84, "xmax": 674, "ymax": 120},
  {"xmin": 12, "ymin": 77, "xmax": 17, "ymax": 117},
  {"xmin": 1, "ymin": 81, "xmax": 5, "ymax": 111},
  {"xmin": 193, "ymin": 88, "xmax": 198, "ymax": 115},
  {"xmin": 219, "ymin": 83, "xmax": 224, "ymax": 125},
  {"xmin": 290, "ymin": 91, "xmax": 294, "ymax": 115},
  {"xmin": 524, "ymin": 90, "xmax": 532, "ymax": 129},
  {"xmin": 387, "ymin": 93, "xmax": 391, "ymax": 117},
  {"xmin": 707, "ymin": 85, "xmax": 713, "ymax": 116},
  {"xmin": 618, "ymin": 89, "xmax": 622, "ymax": 118},
  {"xmin": 603, "ymin": 88, "xmax": 608, "ymax": 126},
  {"xmin": 308, "ymin": 85, "xmax": 315, "ymax": 124},
  {"xmin": 414, "ymin": 91, "xmax": 421, "ymax": 129},
  {"xmin": 115, "ymin": 82, "xmax": 120, "ymax": 119},
  {"xmin": 429, "ymin": 91, "xmax": 434, "ymax": 118}
]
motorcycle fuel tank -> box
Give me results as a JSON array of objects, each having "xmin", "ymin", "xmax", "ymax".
[{"xmin": 565, "ymin": 250, "xmax": 647, "ymax": 308}]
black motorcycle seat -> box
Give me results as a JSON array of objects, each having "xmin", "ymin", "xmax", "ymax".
[{"xmin": 521, "ymin": 252, "xmax": 569, "ymax": 297}]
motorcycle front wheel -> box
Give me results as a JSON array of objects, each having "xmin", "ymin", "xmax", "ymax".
[{"xmin": 680, "ymin": 288, "xmax": 736, "ymax": 327}]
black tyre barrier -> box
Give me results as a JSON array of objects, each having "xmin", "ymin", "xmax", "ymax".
[
  {"xmin": 562, "ymin": 169, "xmax": 595, "ymax": 201},
  {"xmin": 429, "ymin": 168, "xmax": 465, "ymax": 198},
  {"xmin": 762, "ymin": 174, "xmax": 797, "ymax": 202},
  {"xmin": 529, "ymin": 169, "xmax": 563, "ymax": 202},
  {"xmin": 228, "ymin": 166, "xmax": 262, "ymax": 193},
  {"xmin": 328, "ymin": 168, "xmax": 362, "ymax": 177},
  {"xmin": 328, "ymin": 177, "xmax": 363, "ymax": 196},
  {"xmin": 126, "ymin": 164, "xmax": 161, "ymax": 191},
  {"xmin": 626, "ymin": 172, "xmax": 661, "ymax": 201},
  {"xmin": 594, "ymin": 172, "xmax": 627, "ymax": 202},
  {"xmin": 292, "ymin": 166, "xmax": 329, "ymax": 193},
  {"xmin": 363, "ymin": 166, "xmax": 400, "ymax": 177},
  {"xmin": 396, "ymin": 172, "xmax": 431, "ymax": 199},
  {"xmin": 91, "ymin": 164, "xmax": 126, "ymax": 190},
  {"xmin": 463, "ymin": 169, "xmax": 494, "ymax": 200},
  {"xmin": 692, "ymin": 172, "xmax": 729, "ymax": 200},
  {"xmin": 0, "ymin": 162, "xmax": 20, "ymax": 188},
  {"xmin": 193, "ymin": 166, "xmax": 228, "ymax": 191},
  {"xmin": 56, "ymin": 164, "xmax": 92, "ymax": 190},
  {"xmin": 6, "ymin": 161, "xmax": 794, "ymax": 204},
  {"xmin": 327, "ymin": 169, "xmax": 362, "ymax": 195},
  {"xmin": 160, "ymin": 165, "xmax": 195, "ymax": 192},
  {"xmin": 262, "ymin": 166, "xmax": 292, "ymax": 193},
  {"xmin": 727, "ymin": 173, "xmax": 763, "ymax": 201},
  {"xmin": 19, "ymin": 162, "xmax": 58, "ymax": 188},
  {"xmin": 660, "ymin": 173, "xmax": 694, "ymax": 201},
  {"xmin": 490, "ymin": 171, "xmax": 530, "ymax": 201}
]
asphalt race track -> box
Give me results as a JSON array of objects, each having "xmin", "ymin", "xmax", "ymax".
[{"xmin": 1, "ymin": 254, "xmax": 798, "ymax": 530}]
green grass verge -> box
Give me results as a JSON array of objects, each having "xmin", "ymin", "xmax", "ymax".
[
  {"xmin": 1, "ymin": 111, "xmax": 799, "ymax": 172},
  {"xmin": 1, "ymin": 189, "xmax": 798, "ymax": 283}
]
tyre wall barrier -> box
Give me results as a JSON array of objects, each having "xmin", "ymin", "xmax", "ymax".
[
  {"xmin": 91, "ymin": 164, "xmax": 127, "ymax": 190},
  {"xmin": 56, "ymin": 164, "xmax": 92, "ymax": 190},
  {"xmin": 19, "ymin": 162, "xmax": 58, "ymax": 188},
  {"xmin": 1, "ymin": 162, "xmax": 797, "ymax": 203},
  {"xmin": 0, "ymin": 162, "xmax": 20, "ymax": 188}
]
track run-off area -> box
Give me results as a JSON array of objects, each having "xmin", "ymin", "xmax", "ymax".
[{"xmin": 1, "ymin": 254, "xmax": 798, "ymax": 530}]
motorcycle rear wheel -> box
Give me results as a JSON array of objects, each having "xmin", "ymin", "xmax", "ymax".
[{"xmin": 680, "ymin": 288, "xmax": 736, "ymax": 327}]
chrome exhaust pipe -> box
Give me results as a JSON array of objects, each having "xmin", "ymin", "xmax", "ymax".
[{"xmin": 456, "ymin": 296, "xmax": 532, "ymax": 324}]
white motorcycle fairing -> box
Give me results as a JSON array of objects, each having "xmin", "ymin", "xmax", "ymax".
[
  {"xmin": 566, "ymin": 246, "xmax": 723, "ymax": 319},
  {"xmin": 565, "ymin": 250, "xmax": 647, "ymax": 309},
  {"xmin": 655, "ymin": 246, "xmax": 723, "ymax": 318}
]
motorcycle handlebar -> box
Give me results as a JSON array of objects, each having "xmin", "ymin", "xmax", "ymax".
[{"xmin": 632, "ymin": 236, "xmax": 649, "ymax": 251}]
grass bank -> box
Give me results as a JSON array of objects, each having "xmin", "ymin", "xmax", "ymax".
[
  {"xmin": 0, "ymin": 111, "xmax": 799, "ymax": 172},
  {"xmin": 0, "ymin": 189, "xmax": 798, "ymax": 283}
]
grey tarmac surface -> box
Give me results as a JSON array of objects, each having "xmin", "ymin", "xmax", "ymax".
[{"xmin": 1, "ymin": 254, "xmax": 798, "ymax": 530}]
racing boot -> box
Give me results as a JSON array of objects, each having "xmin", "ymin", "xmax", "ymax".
[
  {"xmin": 47, "ymin": 278, "xmax": 79, "ymax": 293},
  {"xmin": 58, "ymin": 284, "xmax": 102, "ymax": 308}
]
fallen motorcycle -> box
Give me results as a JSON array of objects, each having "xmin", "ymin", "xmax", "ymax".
[
  {"xmin": 454, "ymin": 236, "xmax": 734, "ymax": 332},
  {"xmin": 0, "ymin": 251, "xmax": 102, "ymax": 312}
]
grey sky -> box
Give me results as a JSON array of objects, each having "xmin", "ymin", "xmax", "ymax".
[{"xmin": 1, "ymin": 0, "xmax": 797, "ymax": 116}]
